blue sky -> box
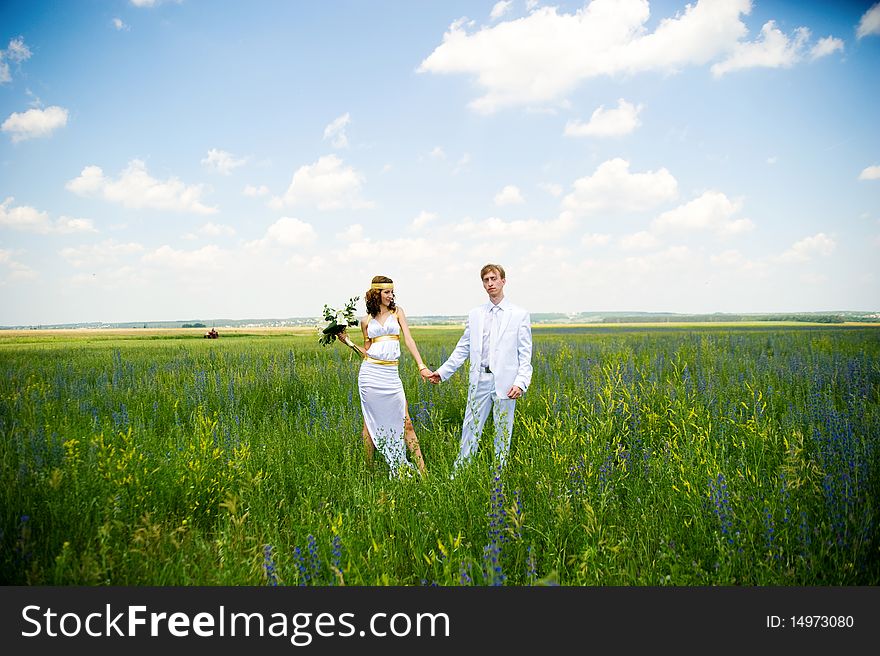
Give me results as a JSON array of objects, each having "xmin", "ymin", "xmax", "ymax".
[{"xmin": 1, "ymin": 0, "xmax": 879, "ymax": 325}]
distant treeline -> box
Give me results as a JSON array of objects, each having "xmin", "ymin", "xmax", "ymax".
[{"xmin": 591, "ymin": 314, "xmax": 878, "ymax": 324}]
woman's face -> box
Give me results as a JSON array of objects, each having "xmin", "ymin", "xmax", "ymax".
[{"xmin": 380, "ymin": 288, "xmax": 394, "ymax": 307}]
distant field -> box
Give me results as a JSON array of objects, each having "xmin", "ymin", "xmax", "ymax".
[
  {"xmin": 1, "ymin": 326, "xmax": 878, "ymax": 585},
  {"xmin": 2, "ymin": 320, "xmax": 877, "ymax": 339}
]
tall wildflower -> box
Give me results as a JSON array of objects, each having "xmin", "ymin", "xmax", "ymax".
[
  {"xmin": 763, "ymin": 503, "xmax": 776, "ymax": 555},
  {"xmin": 307, "ymin": 534, "xmax": 321, "ymax": 583},
  {"xmin": 459, "ymin": 560, "xmax": 473, "ymax": 586},
  {"xmin": 483, "ymin": 542, "xmax": 505, "ymax": 586},
  {"xmin": 330, "ymin": 535, "xmax": 343, "ymax": 582},
  {"xmin": 481, "ymin": 465, "xmax": 524, "ymax": 585},
  {"xmin": 526, "ymin": 545, "xmax": 537, "ymax": 585},
  {"xmin": 708, "ymin": 473, "xmax": 734, "ymax": 545},
  {"xmin": 293, "ymin": 545, "xmax": 309, "ymax": 586},
  {"xmin": 263, "ymin": 544, "xmax": 278, "ymax": 586}
]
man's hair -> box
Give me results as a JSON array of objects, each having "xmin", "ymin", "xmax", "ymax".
[
  {"xmin": 480, "ymin": 263, "xmax": 505, "ymax": 280},
  {"xmin": 365, "ymin": 275, "xmax": 395, "ymax": 317}
]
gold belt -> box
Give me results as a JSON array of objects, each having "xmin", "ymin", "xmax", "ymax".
[
  {"xmin": 371, "ymin": 335, "xmax": 399, "ymax": 342},
  {"xmin": 365, "ymin": 356, "xmax": 399, "ymax": 366}
]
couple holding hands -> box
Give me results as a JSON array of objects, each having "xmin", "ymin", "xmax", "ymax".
[{"xmin": 336, "ymin": 264, "xmax": 533, "ymax": 478}]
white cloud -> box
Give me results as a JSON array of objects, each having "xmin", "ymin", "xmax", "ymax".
[
  {"xmin": 112, "ymin": 18, "xmax": 131, "ymax": 31},
  {"xmin": 246, "ymin": 217, "xmax": 317, "ymax": 250},
  {"xmin": 243, "ymin": 184, "xmax": 270, "ymax": 196},
  {"xmin": 4, "ymin": 37, "xmax": 31, "ymax": 62},
  {"xmin": 1, "ymin": 37, "xmax": 32, "ymax": 84},
  {"xmin": 857, "ymin": 3, "xmax": 880, "ymax": 39},
  {"xmin": 810, "ymin": 35, "xmax": 844, "ymax": 60},
  {"xmin": 60, "ymin": 239, "xmax": 145, "ymax": 268},
  {"xmin": 777, "ymin": 233, "xmax": 836, "ymax": 263},
  {"xmin": 490, "ymin": 1, "xmax": 513, "ymax": 21},
  {"xmin": 619, "ymin": 230, "xmax": 660, "ymax": 251},
  {"xmin": 197, "ymin": 222, "xmax": 236, "ymax": 237},
  {"xmin": 201, "ymin": 148, "xmax": 247, "ymax": 175},
  {"xmin": 333, "ymin": 235, "xmax": 461, "ymax": 265},
  {"xmin": 0, "ymin": 197, "xmax": 97, "ymax": 234},
  {"xmin": 451, "ymin": 212, "xmax": 574, "ymax": 241},
  {"xmin": 452, "ymin": 153, "xmax": 472, "ymax": 174},
  {"xmin": 494, "ymin": 184, "xmax": 525, "ymax": 206},
  {"xmin": 710, "ymin": 249, "xmax": 746, "ymax": 267},
  {"xmin": 539, "ymin": 182, "xmax": 563, "ymax": 197},
  {"xmin": 130, "ymin": 0, "xmax": 181, "ymax": 7},
  {"xmin": 411, "ymin": 211, "xmax": 437, "ymax": 230},
  {"xmin": 66, "ymin": 159, "xmax": 217, "ymax": 214},
  {"xmin": 420, "ymin": 1, "xmax": 841, "ymax": 112},
  {"xmin": 711, "ymin": 21, "xmax": 811, "ymax": 76},
  {"xmin": 0, "ymin": 197, "xmax": 48, "ymax": 231},
  {"xmin": 582, "ymin": 232, "xmax": 611, "ymax": 248},
  {"xmin": 54, "ymin": 216, "xmax": 98, "ymax": 234},
  {"xmin": 562, "ymin": 158, "xmax": 678, "ymax": 216},
  {"xmin": 323, "ymin": 112, "xmax": 351, "ymax": 149},
  {"xmin": 858, "ymin": 165, "xmax": 880, "ymax": 181},
  {"xmin": 274, "ymin": 155, "xmax": 372, "ymax": 210},
  {"xmin": 429, "ymin": 146, "xmax": 446, "ymax": 160},
  {"xmin": 564, "ymin": 99, "xmax": 643, "ymax": 138},
  {"xmin": 622, "ymin": 245, "xmax": 694, "ymax": 276},
  {"xmin": 337, "ymin": 224, "xmax": 365, "ymax": 241},
  {"xmin": 652, "ymin": 191, "xmax": 754, "ymax": 237},
  {"xmin": 418, "ymin": 0, "xmax": 753, "ymax": 113},
  {"xmin": 2, "ymin": 106, "xmax": 69, "ymax": 142},
  {"xmin": 264, "ymin": 217, "xmax": 318, "ymax": 246},
  {"xmin": 142, "ymin": 244, "xmax": 226, "ymax": 271},
  {"xmin": 0, "ymin": 248, "xmax": 36, "ymax": 282}
]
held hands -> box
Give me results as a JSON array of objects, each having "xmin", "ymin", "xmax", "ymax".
[{"xmin": 418, "ymin": 366, "xmax": 441, "ymax": 384}]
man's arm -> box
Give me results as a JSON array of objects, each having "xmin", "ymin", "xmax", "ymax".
[
  {"xmin": 431, "ymin": 315, "xmax": 472, "ymax": 383},
  {"xmin": 512, "ymin": 311, "xmax": 533, "ymax": 393}
]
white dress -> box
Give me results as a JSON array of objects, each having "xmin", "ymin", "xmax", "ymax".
[{"xmin": 358, "ymin": 312, "xmax": 417, "ymax": 476}]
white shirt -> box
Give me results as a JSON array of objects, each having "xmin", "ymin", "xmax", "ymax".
[{"xmin": 480, "ymin": 301, "xmax": 503, "ymax": 368}]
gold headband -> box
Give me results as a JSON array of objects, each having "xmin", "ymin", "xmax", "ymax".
[{"xmin": 370, "ymin": 283, "xmax": 394, "ymax": 290}]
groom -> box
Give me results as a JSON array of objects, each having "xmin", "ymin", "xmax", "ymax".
[{"xmin": 427, "ymin": 264, "xmax": 533, "ymax": 472}]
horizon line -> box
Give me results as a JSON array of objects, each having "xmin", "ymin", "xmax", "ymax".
[{"xmin": 3, "ymin": 309, "xmax": 880, "ymax": 329}]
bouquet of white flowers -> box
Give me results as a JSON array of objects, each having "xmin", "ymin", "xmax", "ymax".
[{"xmin": 318, "ymin": 296, "xmax": 360, "ymax": 346}]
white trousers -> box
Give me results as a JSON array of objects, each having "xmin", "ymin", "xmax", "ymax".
[{"xmin": 453, "ymin": 372, "xmax": 517, "ymax": 471}]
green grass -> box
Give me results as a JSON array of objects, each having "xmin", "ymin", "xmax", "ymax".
[{"xmin": 1, "ymin": 326, "xmax": 878, "ymax": 585}]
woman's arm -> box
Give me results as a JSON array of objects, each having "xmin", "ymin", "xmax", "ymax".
[
  {"xmin": 335, "ymin": 317, "xmax": 368, "ymax": 358},
  {"xmin": 396, "ymin": 307, "xmax": 430, "ymax": 378},
  {"xmin": 360, "ymin": 316, "xmax": 372, "ymax": 352}
]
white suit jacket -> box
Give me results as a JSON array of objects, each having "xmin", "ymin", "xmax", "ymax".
[{"xmin": 437, "ymin": 299, "xmax": 533, "ymax": 398}]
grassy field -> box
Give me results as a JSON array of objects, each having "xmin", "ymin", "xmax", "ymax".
[{"xmin": 1, "ymin": 325, "xmax": 878, "ymax": 585}]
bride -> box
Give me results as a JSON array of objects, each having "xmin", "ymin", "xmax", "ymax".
[{"xmin": 337, "ymin": 275, "xmax": 429, "ymax": 477}]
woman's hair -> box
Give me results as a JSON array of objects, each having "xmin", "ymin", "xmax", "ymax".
[{"xmin": 365, "ymin": 275, "xmax": 395, "ymax": 317}]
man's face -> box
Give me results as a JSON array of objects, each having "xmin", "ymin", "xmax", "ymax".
[{"xmin": 482, "ymin": 270, "xmax": 505, "ymax": 297}]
